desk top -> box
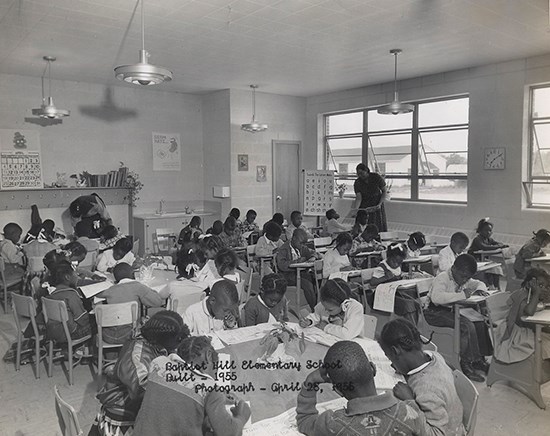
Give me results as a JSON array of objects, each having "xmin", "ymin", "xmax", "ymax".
[
  {"xmin": 350, "ymin": 250, "xmax": 384, "ymax": 258},
  {"xmin": 402, "ymin": 255, "xmax": 432, "ymax": 264},
  {"xmin": 523, "ymin": 309, "xmax": 550, "ymax": 325},
  {"xmin": 477, "ymin": 261, "xmax": 500, "ymax": 272},
  {"xmin": 526, "ymin": 254, "xmax": 550, "ymax": 263},
  {"xmin": 290, "ymin": 262, "xmax": 315, "ymax": 269}
]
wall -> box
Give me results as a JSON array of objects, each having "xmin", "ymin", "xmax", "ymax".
[
  {"xmin": 0, "ymin": 73, "xmax": 204, "ymax": 224},
  {"xmin": 229, "ymin": 89, "xmax": 306, "ymax": 225},
  {"xmin": 305, "ymin": 53, "xmax": 550, "ymax": 237}
]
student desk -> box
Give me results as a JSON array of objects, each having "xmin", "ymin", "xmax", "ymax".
[
  {"xmin": 350, "ymin": 250, "xmax": 383, "ymax": 268},
  {"xmin": 402, "ymin": 255, "xmax": 432, "ymax": 275},
  {"xmin": 526, "ymin": 254, "xmax": 550, "ymax": 273}
]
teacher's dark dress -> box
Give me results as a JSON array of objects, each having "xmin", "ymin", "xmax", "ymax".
[{"xmin": 354, "ymin": 173, "xmax": 387, "ymax": 232}]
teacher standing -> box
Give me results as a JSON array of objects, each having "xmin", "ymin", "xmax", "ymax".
[{"xmin": 353, "ymin": 163, "xmax": 388, "ymax": 232}]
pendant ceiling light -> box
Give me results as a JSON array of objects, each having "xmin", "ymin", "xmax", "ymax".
[
  {"xmin": 241, "ymin": 85, "xmax": 268, "ymax": 133},
  {"xmin": 31, "ymin": 56, "xmax": 70, "ymax": 119},
  {"xmin": 377, "ymin": 49, "xmax": 413, "ymax": 115},
  {"xmin": 114, "ymin": 0, "xmax": 172, "ymax": 86}
]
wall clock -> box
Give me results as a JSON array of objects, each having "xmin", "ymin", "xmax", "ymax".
[{"xmin": 483, "ymin": 147, "xmax": 506, "ymax": 170}]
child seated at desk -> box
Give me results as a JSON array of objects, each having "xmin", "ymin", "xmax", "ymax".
[
  {"xmin": 379, "ymin": 318, "xmax": 465, "ymax": 436},
  {"xmin": 350, "ymin": 209, "xmax": 368, "ymax": 238},
  {"xmin": 514, "ymin": 229, "xmax": 550, "ymax": 280},
  {"xmin": 195, "ymin": 235, "xmax": 224, "ymax": 283},
  {"xmin": 98, "ymin": 224, "xmax": 125, "ymax": 252},
  {"xmin": 438, "ymin": 232, "xmax": 469, "ymax": 272},
  {"xmin": 300, "ymin": 279, "xmax": 364, "ymax": 340},
  {"xmin": 0, "ymin": 222, "xmax": 25, "ymax": 282},
  {"xmin": 323, "ymin": 208, "xmax": 351, "ymax": 236},
  {"xmin": 425, "ymin": 254, "xmax": 490, "ymax": 382},
  {"xmin": 240, "ymin": 209, "xmax": 260, "ymax": 234},
  {"xmin": 370, "ymin": 243, "xmax": 406, "ymax": 286},
  {"xmin": 96, "ymin": 237, "xmax": 135, "ymax": 273},
  {"xmin": 405, "ymin": 232, "xmax": 426, "ymax": 258},
  {"xmin": 349, "ymin": 224, "xmax": 384, "ymax": 268},
  {"xmin": 286, "ymin": 210, "xmax": 314, "ymax": 241},
  {"xmin": 244, "ymin": 273, "xmax": 289, "ymax": 326},
  {"xmin": 322, "ymin": 233, "xmax": 353, "ymax": 279},
  {"xmin": 220, "ymin": 216, "xmax": 243, "ymax": 249},
  {"xmin": 177, "ymin": 216, "xmax": 203, "ymax": 250},
  {"xmin": 494, "ymin": 268, "xmax": 550, "ymax": 363},
  {"xmin": 276, "ymin": 228, "xmax": 320, "ymax": 311},
  {"xmin": 296, "ymin": 341, "xmax": 428, "ymax": 436},
  {"xmin": 255, "ymin": 221, "xmax": 284, "ymax": 275},
  {"xmin": 214, "ymin": 248, "xmax": 241, "ymax": 285},
  {"xmin": 183, "ymin": 279, "xmax": 240, "ymax": 335},
  {"xmin": 468, "ymin": 217, "xmax": 508, "ymax": 289},
  {"xmin": 205, "ymin": 220, "xmax": 223, "ymax": 236},
  {"xmin": 133, "ymin": 336, "xmax": 251, "ymax": 436}
]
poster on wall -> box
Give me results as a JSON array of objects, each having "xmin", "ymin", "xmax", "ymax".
[
  {"xmin": 0, "ymin": 129, "xmax": 43, "ymax": 189},
  {"xmin": 302, "ymin": 169, "xmax": 334, "ymax": 216},
  {"xmin": 152, "ymin": 132, "xmax": 181, "ymax": 171}
]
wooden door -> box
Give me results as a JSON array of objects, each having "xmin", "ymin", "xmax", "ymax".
[{"xmin": 272, "ymin": 141, "xmax": 301, "ymax": 219}]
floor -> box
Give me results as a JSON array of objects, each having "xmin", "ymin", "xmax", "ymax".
[{"xmin": 1, "ymin": 310, "xmax": 549, "ymax": 436}]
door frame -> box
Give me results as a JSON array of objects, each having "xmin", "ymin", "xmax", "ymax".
[{"xmin": 272, "ymin": 140, "xmax": 303, "ymax": 216}]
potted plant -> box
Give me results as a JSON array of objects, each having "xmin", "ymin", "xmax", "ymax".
[
  {"xmin": 258, "ymin": 322, "xmax": 306, "ymax": 364},
  {"xmin": 336, "ymin": 183, "xmax": 348, "ymax": 198}
]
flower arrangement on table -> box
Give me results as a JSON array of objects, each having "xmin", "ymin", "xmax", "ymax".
[{"xmin": 258, "ymin": 322, "xmax": 306, "ymax": 365}]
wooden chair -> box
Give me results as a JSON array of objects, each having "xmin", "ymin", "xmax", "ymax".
[
  {"xmin": 379, "ymin": 231, "xmax": 399, "ymax": 242},
  {"xmin": 41, "ymin": 298, "xmax": 93, "ymax": 385},
  {"xmin": 313, "ymin": 259, "xmax": 324, "ymax": 301},
  {"xmin": 0, "ymin": 257, "xmax": 24, "ymax": 312},
  {"xmin": 362, "ymin": 314, "xmax": 377, "ymax": 339},
  {"xmin": 12, "ymin": 293, "xmax": 43, "ymax": 378},
  {"xmin": 453, "ymin": 369, "xmax": 479, "ymax": 435},
  {"xmin": 237, "ymin": 264, "xmax": 253, "ymax": 303},
  {"xmin": 54, "ymin": 385, "xmax": 83, "ymax": 436},
  {"xmin": 95, "ymin": 301, "xmax": 139, "ymax": 375},
  {"xmin": 246, "ymin": 245, "xmax": 256, "ymax": 268}
]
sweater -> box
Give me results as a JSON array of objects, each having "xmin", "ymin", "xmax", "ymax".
[
  {"xmin": 276, "ymin": 241, "xmax": 315, "ymax": 273},
  {"xmin": 183, "ymin": 298, "xmax": 225, "ymax": 335},
  {"xmin": 406, "ymin": 351, "xmax": 464, "ymax": 436},
  {"xmin": 296, "ymin": 389, "xmax": 428, "ymax": 436},
  {"xmin": 98, "ymin": 279, "xmax": 164, "ymax": 307},
  {"xmin": 244, "ymin": 294, "xmax": 289, "ymax": 326},
  {"xmin": 306, "ymin": 299, "xmax": 364, "ymax": 339},
  {"xmin": 133, "ymin": 354, "xmax": 246, "ymax": 436},
  {"xmin": 322, "ymin": 247, "xmax": 351, "ymax": 278},
  {"xmin": 428, "ymin": 270, "xmax": 487, "ymax": 307},
  {"xmin": 438, "ymin": 245, "xmax": 458, "ymax": 272},
  {"xmin": 254, "ymin": 235, "xmax": 283, "ymax": 257},
  {"xmin": 95, "ymin": 250, "xmax": 135, "ymax": 273}
]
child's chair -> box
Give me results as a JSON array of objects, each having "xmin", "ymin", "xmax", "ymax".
[
  {"xmin": 453, "ymin": 369, "xmax": 479, "ymax": 435},
  {"xmin": 12, "ymin": 293, "xmax": 44, "ymax": 378},
  {"xmin": 0, "ymin": 257, "xmax": 24, "ymax": 313},
  {"xmin": 41, "ymin": 298, "xmax": 93, "ymax": 385},
  {"xmin": 54, "ymin": 385, "xmax": 83, "ymax": 436},
  {"xmin": 95, "ymin": 301, "xmax": 139, "ymax": 375}
]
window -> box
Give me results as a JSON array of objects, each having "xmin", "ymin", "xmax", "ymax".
[
  {"xmin": 325, "ymin": 96, "xmax": 469, "ymax": 202},
  {"xmin": 525, "ymin": 85, "xmax": 550, "ymax": 207}
]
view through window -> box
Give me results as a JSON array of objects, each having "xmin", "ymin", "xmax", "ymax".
[{"xmin": 527, "ymin": 85, "xmax": 550, "ymax": 206}]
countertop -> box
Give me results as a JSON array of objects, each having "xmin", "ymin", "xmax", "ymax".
[{"xmin": 134, "ymin": 211, "xmax": 215, "ymax": 220}]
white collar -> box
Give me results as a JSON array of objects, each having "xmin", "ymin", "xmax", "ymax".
[
  {"xmin": 407, "ymin": 352, "xmax": 433, "ymax": 376},
  {"xmin": 118, "ymin": 278, "xmax": 136, "ymax": 284}
]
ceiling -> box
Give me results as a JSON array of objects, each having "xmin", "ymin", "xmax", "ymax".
[{"xmin": 1, "ymin": 0, "xmax": 550, "ymax": 97}]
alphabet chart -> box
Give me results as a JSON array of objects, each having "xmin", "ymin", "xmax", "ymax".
[
  {"xmin": 302, "ymin": 169, "xmax": 334, "ymax": 216},
  {"xmin": 1, "ymin": 151, "xmax": 43, "ymax": 189}
]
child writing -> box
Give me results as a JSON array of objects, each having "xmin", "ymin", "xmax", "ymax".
[
  {"xmin": 195, "ymin": 235, "xmax": 224, "ymax": 283},
  {"xmin": 214, "ymin": 248, "xmax": 241, "ymax": 285},
  {"xmin": 98, "ymin": 225, "xmax": 124, "ymax": 252},
  {"xmin": 240, "ymin": 209, "xmax": 260, "ymax": 233},
  {"xmin": 205, "ymin": 220, "xmax": 223, "ymax": 236},
  {"xmin": 183, "ymin": 279, "xmax": 240, "ymax": 335},
  {"xmin": 425, "ymin": 254, "xmax": 489, "ymax": 382},
  {"xmin": 468, "ymin": 217, "xmax": 508, "ymax": 289},
  {"xmin": 350, "ymin": 209, "xmax": 368, "ymax": 238},
  {"xmin": 133, "ymin": 336, "xmax": 251, "ymax": 436},
  {"xmin": 95, "ymin": 237, "xmax": 135, "ymax": 273},
  {"xmin": 370, "ymin": 243, "xmax": 407, "ymax": 287},
  {"xmin": 322, "ymin": 232, "xmax": 353, "ymax": 279},
  {"xmin": 438, "ymin": 232, "xmax": 469, "ymax": 272},
  {"xmin": 220, "ymin": 216, "xmax": 243, "ymax": 249},
  {"xmin": 379, "ymin": 318, "xmax": 464, "ymax": 436},
  {"xmin": 244, "ymin": 273, "xmax": 289, "ymax": 326},
  {"xmin": 0, "ymin": 222, "xmax": 25, "ymax": 282},
  {"xmin": 296, "ymin": 341, "xmax": 428, "ymax": 436},
  {"xmin": 299, "ymin": 279, "xmax": 364, "ymax": 340},
  {"xmin": 494, "ymin": 268, "xmax": 550, "ymax": 363},
  {"xmin": 177, "ymin": 216, "xmax": 202, "ymax": 249},
  {"xmin": 255, "ymin": 221, "xmax": 284, "ymax": 275},
  {"xmin": 349, "ymin": 224, "xmax": 384, "ymax": 268},
  {"xmin": 405, "ymin": 231, "xmax": 426, "ymax": 258},
  {"xmin": 514, "ymin": 229, "xmax": 550, "ymax": 279}
]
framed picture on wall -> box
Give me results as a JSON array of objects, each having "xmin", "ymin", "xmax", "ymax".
[
  {"xmin": 256, "ymin": 165, "xmax": 267, "ymax": 182},
  {"xmin": 238, "ymin": 154, "xmax": 249, "ymax": 171}
]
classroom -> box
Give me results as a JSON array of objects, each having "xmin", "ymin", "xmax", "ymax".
[{"xmin": 1, "ymin": 1, "xmax": 550, "ymax": 435}]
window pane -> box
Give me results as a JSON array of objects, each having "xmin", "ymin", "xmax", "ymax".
[
  {"xmin": 326, "ymin": 137, "xmax": 362, "ymax": 174},
  {"xmin": 334, "ymin": 177, "xmax": 355, "ymax": 197},
  {"xmin": 418, "ymin": 129, "xmax": 468, "ymax": 153},
  {"xmin": 386, "ymin": 177, "xmax": 411, "ymax": 200},
  {"xmin": 418, "ymin": 98, "xmax": 469, "ymax": 127},
  {"xmin": 368, "ymin": 110, "xmax": 412, "ymax": 131},
  {"xmin": 326, "ymin": 112, "xmax": 363, "ymax": 135},
  {"xmin": 533, "ymin": 88, "xmax": 550, "ymax": 118},
  {"xmin": 418, "ymin": 178, "xmax": 467, "ymax": 202},
  {"xmin": 531, "ymin": 123, "xmax": 550, "ymax": 177},
  {"xmin": 419, "ymin": 152, "xmax": 468, "ymax": 176},
  {"xmin": 370, "ymin": 134, "xmax": 411, "ymax": 175},
  {"xmin": 531, "ymin": 184, "xmax": 550, "ymax": 205}
]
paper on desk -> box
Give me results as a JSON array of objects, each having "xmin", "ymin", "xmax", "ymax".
[
  {"xmin": 523, "ymin": 309, "xmax": 550, "ymax": 323},
  {"xmin": 328, "ymin": 270, "xmax": 361, "ymax": 281},
  {"xmin": 373, "ymin": 282, "xmax": 399, "ymax": 313},
  {"xmin": 216, "ymin": 353, "xmax": 232, "ymax": 389},
  {"xmin": 242, "ymin": 397, "xmax": 347, "ymax": 436},
  {"xmin": 214, "ymin": 323, "xmax": 272, "ymax": 345},
  {"xmin": 403, "ymin": 255, "xmax": 432, "ymax": 263},
  {"xmin": 80, "ymin": 280, "xmax": 113, "ymax": 298},
  {"xmin": 352, "ymin": 337, "xmax": 404, "ymax": 390},
  {"xmin": 242, "ymin": 231, "xmax": 254, "ymax": 240},
  {"xmin": 206, "ymin": 334, "xmax": 225, "ymax": 351},
  {"xmin": 285, "ymin": 322, "xmax": 339, "ymax": 347}
]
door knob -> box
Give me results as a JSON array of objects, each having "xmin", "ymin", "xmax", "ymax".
[{"xmin": 276, "ymin": 195, "xmax": 282, "ymax": 200}]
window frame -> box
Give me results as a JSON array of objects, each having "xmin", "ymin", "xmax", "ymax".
[{"xmin": 324, "ymin": 95, "xmax": 469, "ymax": 204}]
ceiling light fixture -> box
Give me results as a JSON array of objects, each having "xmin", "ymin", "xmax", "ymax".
[
  {"xmin": 241, "ymin": 85, "xmax": 268, "ymax": 133},
  {"xmin": 114, "ymin": 0, "xmax": 172, "ymax": 85},
  {"xmin": 377, "ymin": 49, "xmax": 414, "ymax": 115},
  {"xmin": 31, "ymin": 56, "xmax": 70, "ymax": 119}
]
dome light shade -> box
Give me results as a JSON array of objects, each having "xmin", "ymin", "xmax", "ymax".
[
  {"xmin": 114, "ymin": 1, "xmax": 172, "ymax": 86},
  {"xmin": 378, "ymin": 49, "xmax": 413, "ymax": 115},
  {"xmin": 31, "ymin": 56, "xmax": 70, "ymax": 119},
  {"xmin": 241, "ymin": 85, "xmax": 268, "ymax": 133}
]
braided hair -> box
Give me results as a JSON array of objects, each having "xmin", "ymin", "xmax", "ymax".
[
  {"xmin": 476, "ymin": 217, "xmax": 493, "ymax": 233},
  {"xmin": 62, "ymin": 241, "xmax": 87, "ymax": 263},
  {"xmin": 177, "ymin": 336, "xmax": 217, "ymax": 365},
  {"xmin": 141, "ymin": 310, "xmax": 190, "ymax": 351},
  {"xmin": 334, "ymin": 232, "xmax": 353, "ymax": 249},
  {"xmin": 408, "ymin": 231, "xmax": 426, "ymax": 249},
  {"xmin": 534, "ymin": 229, "xmax": 550, "ymax": 245},
  {"xmin": 49, "ymin": 260, "xmax": 77, "ymax": 287},
  {"xmin": 378, "ymin": 318, "xmax": 429, "ymax": 353},
  {"xmin": 521, "ymin": 267, "xmax": 550, "ymax": 289},
  {"xmin": 320, "ymin": 279, "xmax": 351, "ymax": 305},
  {"xmin": 261, "ymin": 273, "xmax": 288, "ymax": 296},
  {"xmin": 214, "ymin": 248, "xmax": 239, "ymax": 277},
  {"xmin": 386, "ymin": 242, "xmax": 407, "ymax": 260}
]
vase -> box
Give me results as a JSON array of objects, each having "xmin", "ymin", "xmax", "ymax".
[
  {"xmin": 259, "ymin": 343, "xmax": 295, "ymax": 366},
  {"xmin": 338, "ymin": 191, "xmax": 345, "ymax": 198}
]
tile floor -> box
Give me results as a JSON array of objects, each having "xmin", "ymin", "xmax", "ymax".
[{"xmin": 0, "ymin": 310, "xmax": 549, "ymax": 436}]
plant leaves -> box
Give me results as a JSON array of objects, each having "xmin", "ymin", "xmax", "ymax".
[
  {"xmin": 298, "ymin": 333, "xmax": 306, "ymax": 354},
  {"xmin": 265, "ymin": 336, "xmax": 279, "ymax": 356}
]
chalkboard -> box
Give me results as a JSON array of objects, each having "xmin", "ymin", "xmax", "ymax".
[{"xmin": 302, "ymin": 169, "xmax": 335, "ymax": 216}]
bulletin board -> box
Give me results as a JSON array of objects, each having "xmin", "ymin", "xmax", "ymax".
[{"xmin": 302, "ymin": 169, "xmax": 335, "ymax": 216}]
